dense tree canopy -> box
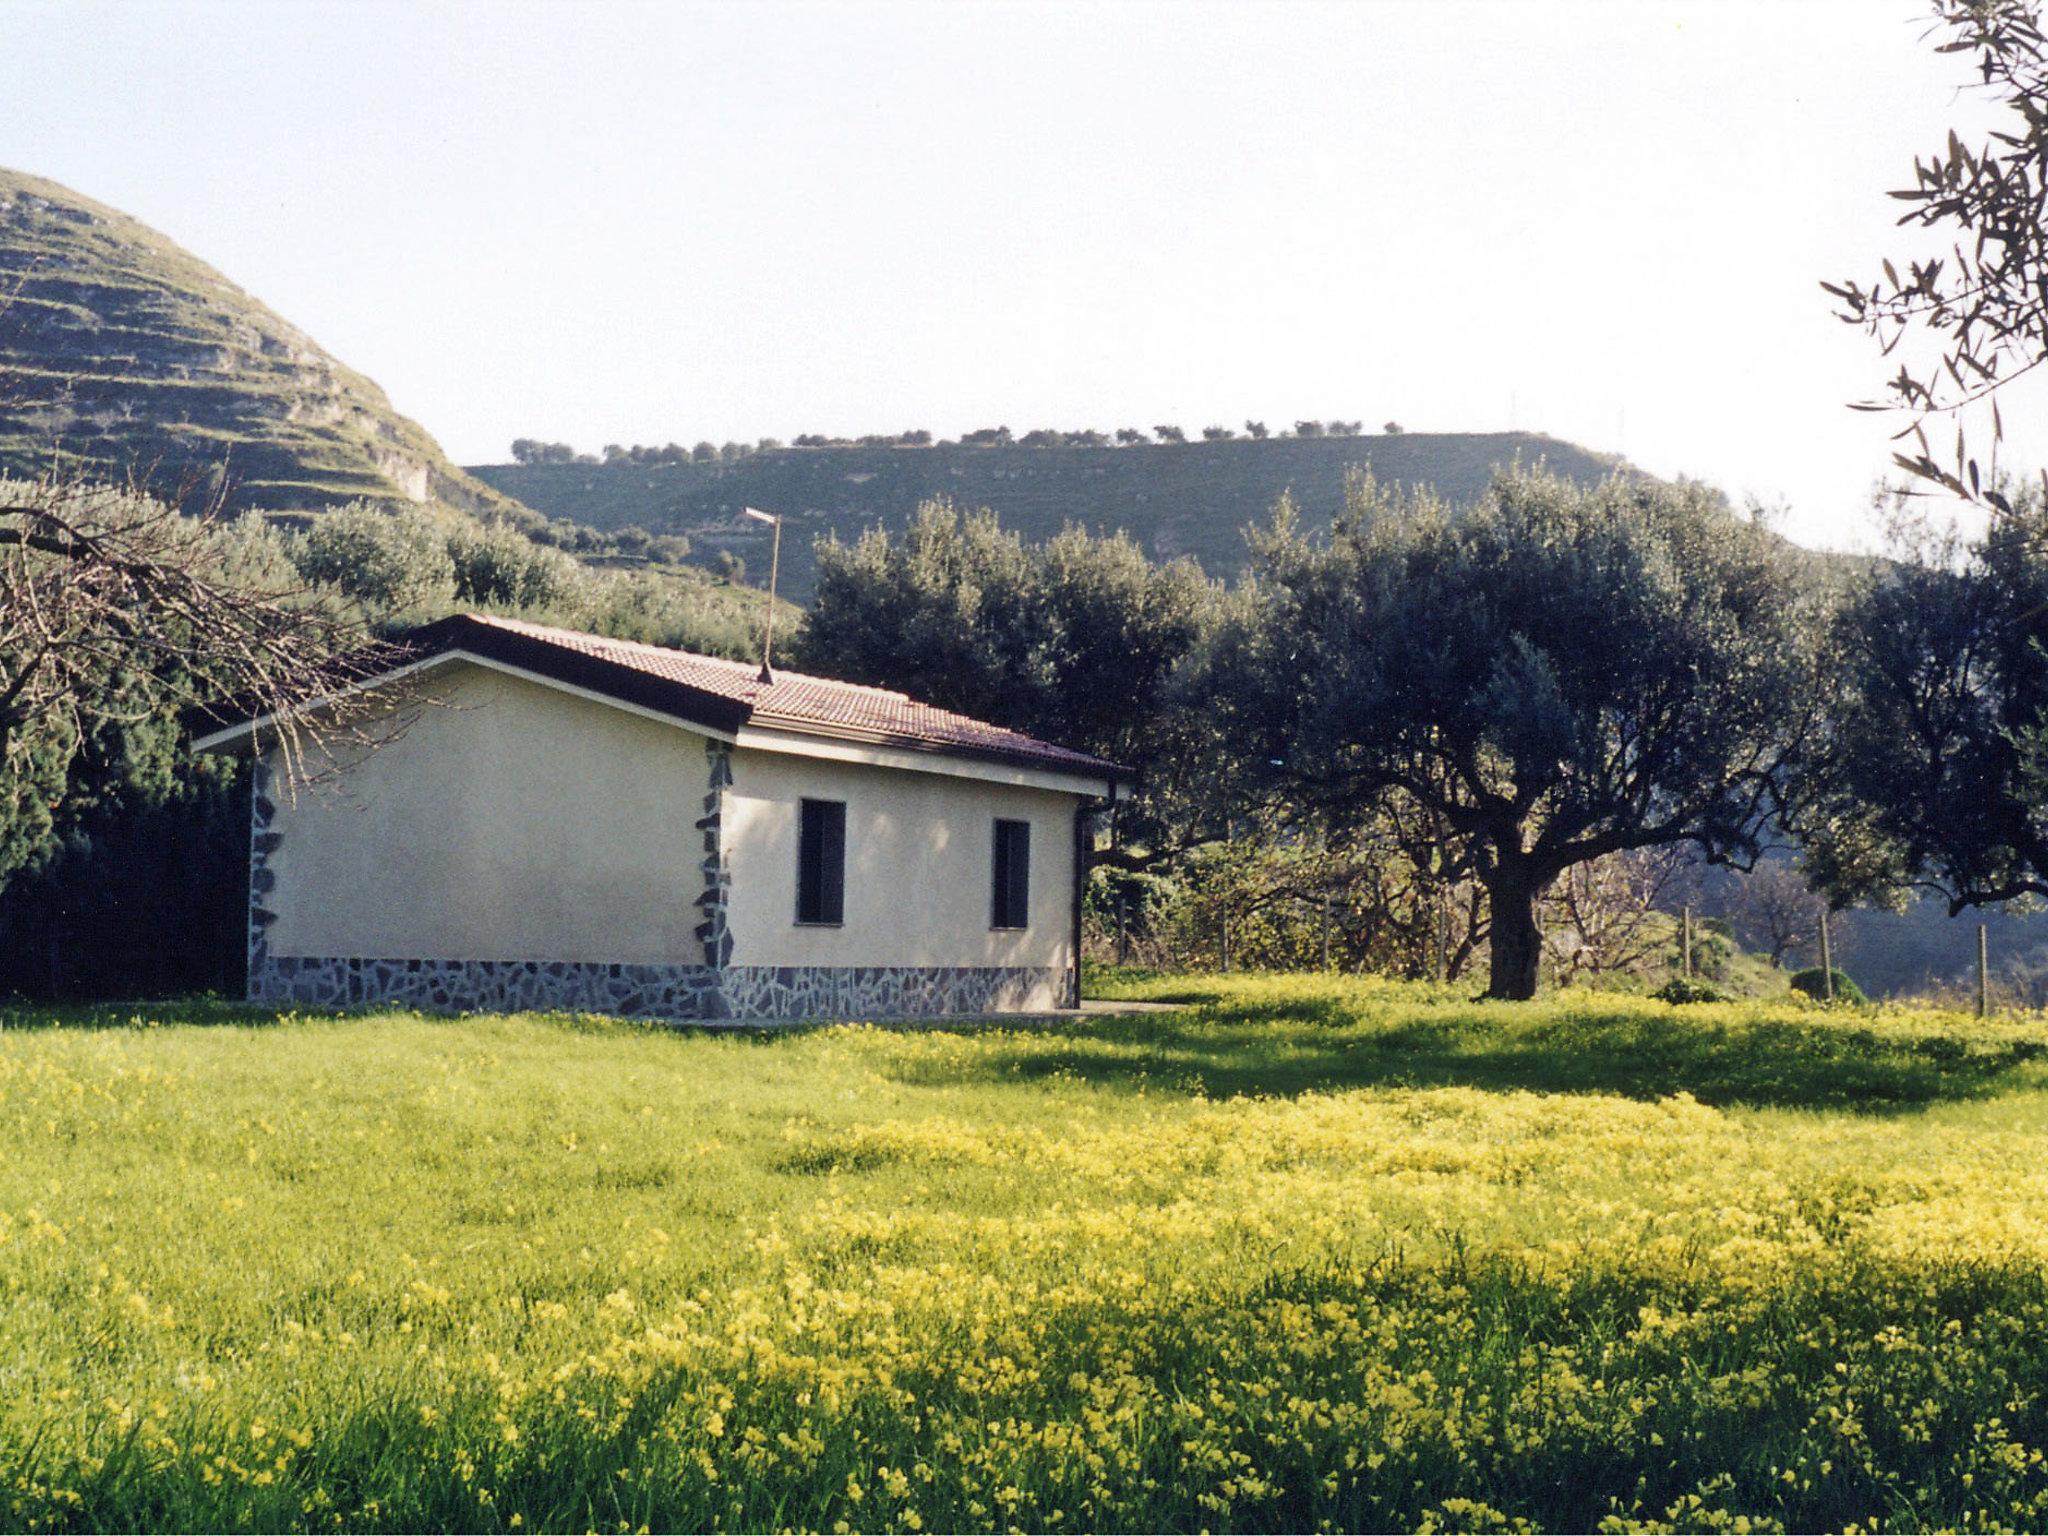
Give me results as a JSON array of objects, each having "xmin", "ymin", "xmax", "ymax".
[
  {"xmin": 798, "ymin": 499, "xmax": 1229, "ymax": 860},
  {"xmin": 1806, "ymin": 489, "xmax": 2048, "ymax": 911},
  {"xmin": 1210, "ymin": 468, "xmax": 1822, "ymax": 998}
]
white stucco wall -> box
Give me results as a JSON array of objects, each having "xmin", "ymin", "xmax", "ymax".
[
  {"xmin": 722, "ymin": 746, "xmax": 1078, "ymax": 972},
  {"xmin": 263, "ymin": 662, "xmax": 709, "ymax": 964},
  {"xmin": 261, "ymin": 658, "xmax": 1086, "ymax": 979}
]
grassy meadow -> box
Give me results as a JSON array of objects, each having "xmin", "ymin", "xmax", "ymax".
[{"xmin": 6, "ymin": 977, "xmax": 2048, "ymax": 1532}]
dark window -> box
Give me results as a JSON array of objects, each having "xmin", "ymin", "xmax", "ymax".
[
  {"xmin": 992, "ymin": 818, "xmax": 1031, "ymax": 929},
  {"xmin": 796, "ymin": 799, "xmax": 845, "ymax": 925}
]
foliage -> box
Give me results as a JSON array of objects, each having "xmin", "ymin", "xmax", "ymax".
[
  {"xmin": 1209, "ymin": 466, "xmax": 1822, "ymax": 998},
  {"xmin": 799, "ymin": 499, "xmax": 1226, "ymax": 859},
  {"xmin": 0, "ymin": 477, "xmax": 408, "ymax": 885},
  {"xmin": 509, "ymin": 439, "xmax": 584, "ymax": 465},
  {"xmin": 1824, "ymin": 0, "xmax": 2048, "ymax": 509},
  {"xmin": 1791, "ymin": 966, "xmax": 1870, "ymax": 1006},
  {"xmin": 293, "ymin": 500, "xmax": 457, "ymax": 616},
  {"xmin": 445, "ymin": 520, "xmax": 583, "ymax": 610},
  {"xmin": 575, "ymin": 418, "xmax": 1384, "ymax": 453},
  {"xmin": 1808, "ymin": 490, "xmax": 2048, "ymax": 916},
  {"xmin": 1085, "ymin": 830, "xmax": 1488, "ymax": 981},
  {"xmin": 272, "ymin": 501, "xmax": 779, "ymax": 660},
  {"xmin": 1668, "ymin": 916, "xmax": 1740, "ymax": 984},
  {"xmin": 1545, "ymin": 846, "xmax": 1689, "ymax": 985},
  {"xmin": 1097, "ymin": 840, "xmax": 1795, "ymax": 999},
  {"xmin": 7, "ymin": 981, "xmax": 2048, "ymax": 1529},
  {"xmin": 0, "ymin": 749, "xmax": 245, "ymax": 997},
  {"xmin": 475, "ymin": 431, "xmax": 1627, "ymax": 605},
  {"xmin": 1654, "ymin": 975, "xmax": 1730, "ymax": 1005}
]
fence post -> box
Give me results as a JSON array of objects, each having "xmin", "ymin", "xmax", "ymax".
[
  {"xmin": 1221, "ymin": 911, "xmax": 1231, "ymax": 974},
  {"xmin": 1682, "ymin": 905, "xmax": 1694, "ymax": 979},
  {"xmin": 1979, "ymin": 923, "xmax": 1990, "ymax": 1018},
  {"xmin": 1819, "ymin": 911, "xmax": 1834, "ymax": 1001},
  {"xmin": 1435, "ymin": 889, "xmax": 1450, "ymax": 983},
  {"xmin": 1320, "ymin": 890, "xmax": 1331, "ymax": 972},
  {"xmin": 1111, "ymin": 807, "xmax": 1131, "ymax": 968}
]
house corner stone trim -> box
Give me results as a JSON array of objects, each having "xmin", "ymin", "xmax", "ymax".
[
  {"xmin": 693, "ymin": 739, "xmax": 733, "ymax": 973},
  {"xmin": 246, "ymin": 759, "xmax": 280, "ymax": 986}
]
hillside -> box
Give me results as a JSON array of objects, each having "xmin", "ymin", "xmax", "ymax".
[
  {"xmin": 472, "ymin": 430, "xmax": 1629, "ymax": 601},
  {"xmin": 0, "ymin": 167, "xmax": 518, "ymax": 516}
]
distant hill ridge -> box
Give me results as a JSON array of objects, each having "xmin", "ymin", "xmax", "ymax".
[
  {"xmin": 0, "ymin": 166, "xmax": 518, "ymax": 518},
  {"xmin": 472, "ymin": 430, "xmax": 1631, "ymax": 602}
]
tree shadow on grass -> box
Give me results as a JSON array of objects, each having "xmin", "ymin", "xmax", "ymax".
[{"xmin": 895, "ymin": 996, "xmax": 2048, "ymax": 1113}]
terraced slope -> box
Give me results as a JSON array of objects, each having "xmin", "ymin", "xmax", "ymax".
[
  {"xmin": 0, "ymin": 167, "xmax": 515, "ymax": 515},
  {"xmin": 474, "ymin": 430, "xmax": 1631, "ymax": 600}
]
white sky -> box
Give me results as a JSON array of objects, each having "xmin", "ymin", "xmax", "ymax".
[{"xmin": 0, "ymin": 0, "xmax": 2013, "ymax": 552}]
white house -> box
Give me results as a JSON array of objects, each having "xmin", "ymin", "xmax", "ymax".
[{"xmin": 194, "ymin": 613, "xmax": 1129, "ymax": 1020}]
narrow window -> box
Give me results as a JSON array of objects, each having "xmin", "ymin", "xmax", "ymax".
[
  {"xmin": 796, "ymin": 799, "xmax": 845, "ymax": 925},
  {"xmin": 992, "ymin": 818, "xmax": 1031, "ymax": 929}
]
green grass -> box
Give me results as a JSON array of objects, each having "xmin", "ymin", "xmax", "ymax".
[
  {"xmin": 1083, "ymin": 968, "xmax": 2048, "ymax": 1108},
  {"xmin": 6, "ymin": 979, "xmax": 2048, "ymax": 1531}
]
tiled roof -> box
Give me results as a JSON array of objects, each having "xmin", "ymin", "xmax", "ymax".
[{"xmin": 400, "ymin": 613, "xmax": 1128, "ymax": 782}]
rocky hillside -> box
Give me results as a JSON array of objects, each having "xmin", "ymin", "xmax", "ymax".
[
  {"xmin": 0, "ymin": 167, "xmax": 517, "ymax": 516},
  {"xmin": 473, "ymin": 430, "xmax": 1630, "ymax": 602}
]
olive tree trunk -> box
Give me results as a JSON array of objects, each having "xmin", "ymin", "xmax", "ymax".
[{"xmin": 1483, "ymin": 869, "xmax": 1546, "ymax": 1001}]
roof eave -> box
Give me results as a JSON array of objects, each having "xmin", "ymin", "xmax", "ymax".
[{"xmin": 743, "ymin": 708, "xmax": 1131, "ymax": 784}]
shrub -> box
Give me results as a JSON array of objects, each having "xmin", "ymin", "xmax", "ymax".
[
  {"xmin": 1669, "ymin": 925, "xmax": 1738, "ymax": 982},
  {"xmin": 293, "ymin": 501, "xmax": 455, "ymax": 617},
  {"xmin": 447, "ymin": 523, "xmax": 584, "ymax": 609},
  {"xmin": 1791, "ymin": 966, "xmax": 1868, "ymax": 1005},
  {"xmin": 1655, "ymin": 976, "xmax": 1730, "ymax": 1005}
]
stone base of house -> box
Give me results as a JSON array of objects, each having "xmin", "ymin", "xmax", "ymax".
[{"xmin": 250, "ymin": 955, "xmax": 1071, "ymax": 1021}]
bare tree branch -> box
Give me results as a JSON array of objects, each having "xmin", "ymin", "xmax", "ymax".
[{"xmin": 0, "ymin": 471, "xmax": 417, "ymax": 880}]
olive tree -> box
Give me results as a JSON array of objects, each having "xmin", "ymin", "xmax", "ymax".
[
  {"xmin": 798, "ymin": 498, "xmax": 1227, "ymax": 866},
  {"xmin": 292, "ymin": 501, "xmax": 457, "ymax": 618},
  {"xmin": 1804, "ymin": 488, "xmax": 2048, "ymax": 911},
  {"xmin": 1211, "ymin": 467, "xmax": 1820, "ymax": 999}
]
